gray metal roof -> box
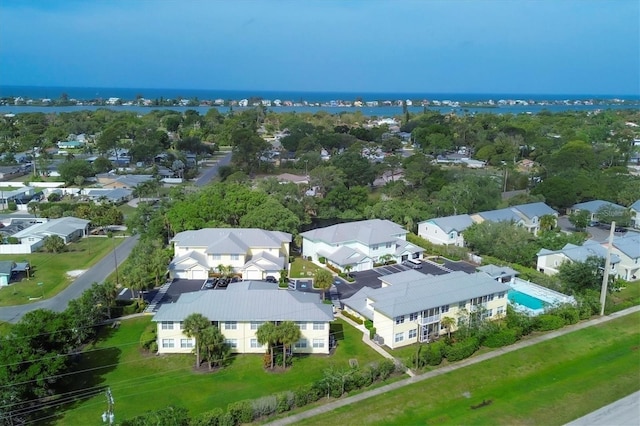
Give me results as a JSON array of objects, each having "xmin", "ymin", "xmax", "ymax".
[
  {"xmin": 538, "ymin": 240, "xmax": 621, "ymax": 264},
  {"xmin": 301, "ymin": 219, "xmax": 406, "ymax": 246},
  {"xmin": 612, "ymin": 233, "xmax": 640, "ymax": 259},
  {"xmin": 153, "ymin": 281, "xmax": 334, "ymax": 322},
  {"xmin": 12, "ymin": 217, "xmax": 89, "ymax": 239},
  {"xmin": 423, "ymin": 214, "xmax": 474, "ymax": 233},
  {"xmin": 512, "ymin": 202, "xmax": 558, "ymax": 220},
  {"xmin": 630, "ymin": 200, "xmax": 640, "ymax": 211},
  {"xmin": 319, "ymin": 246, "xmax": 369, "ymax": 265},
  {"xmin": 571, "ymin": 200, "xmax": 625, "ymax": 213},
  {"xmin": 171, "ymin": 228, "xmax": 292, "ymax": 252},
  {"xmin": 477, "ymin": 264, "xmax": 519, "ymax": 278},
  {"xmin": 394, "ymin": 239, "xmax": 423, "ymax": 256},
  {"xmin": 477, "ymin": 208, "xmax": 521, "ymax": 223},
  {"xmin": 0, "ymin": 261, "xmax": 15, "ymax": 276},
  {"xmin": 344, "ymin": 270, "xmax": 510, "ymax": 319}
]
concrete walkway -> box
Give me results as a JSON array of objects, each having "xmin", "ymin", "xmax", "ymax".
[
  {"xmin": 336, "ymin": 312, "xmax": 415, "ymax": 377},
  {"xmin": 267, "ymin": 305, "xmax": 640, "ymax": 426}
]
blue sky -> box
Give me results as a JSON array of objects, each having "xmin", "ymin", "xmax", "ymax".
[{"xmin": 1, "ymin": 0, "xmax": 638, "ymax": 95}]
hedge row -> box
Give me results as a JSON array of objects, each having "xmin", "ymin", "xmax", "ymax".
[{"xmin": 341, "ymin": 311, "xmax": 364, "ymax": 324}]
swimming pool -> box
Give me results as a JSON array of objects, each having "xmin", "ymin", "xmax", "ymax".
[{"xmin": 508, "ymin": 290, "xmax": 546, "ymax": 310}]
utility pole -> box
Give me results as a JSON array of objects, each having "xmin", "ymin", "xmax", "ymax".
[
  {"xmin": 599, "ymin": 221, "xmax": 615, "ymax": 316},
  {"xmin": 101, "ymin": 387, "xmax": 115, "ymax": 425}
]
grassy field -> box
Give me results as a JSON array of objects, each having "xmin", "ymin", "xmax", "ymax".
[
  {"xmin": 290, "ymin": 257, "xmax": 322, "ymax": 278},
  {"xmin": 0, "ymin": 236, "xmax": 123, "ymax": 306},
  {"xmin": 298, "ymin": 312, "xmax": 640, "ymax": 426},
  {"xmin": 55, "ymin": 317, "xmax": 385, "ymax": 424}
]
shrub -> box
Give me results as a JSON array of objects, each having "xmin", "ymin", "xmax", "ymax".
[
  {"xmin": 376, "ymin": 359, "xmax": 396, "ymax": 380},
  {"xmin": 483, "ymin": 328, "xmax": 518, "ymax": 348},
  {"xmin": 549, "ymin": 304, "xmax": 580, "ymax": 325},
  {"xmin": 534, "ymin": 314, "xmax": 565, "ymax": 331},
  {"xmin": 275, "ymin": 391, "xmax": 294, "ymax": 413},
  {"xmin": 139, "ymin": 324, "xmax": 156, "ymax": 350},
  {"xmin": 444, "ymin": 337, "xmax": 480, "ymax": 362},
  {"xmin": 149, "ymin": 341, "xmax": 158, "ymax": 353},
  {"xmin": 369, "ymin": 326, "xmax": 376, "ymax": 340},
  {"xmin": 251, "ymin": 395, "xmax": 277, "ymax": 419},
  {"xmin": 505, "ymin": 305, "xmax": 534, "ymax": 336},
  {"xmin": 48, "ymin": 193, "xmax": 62, "ymax": 202},
  {"xmin": 191, "ymin": 407, "xmax": 225, "ymax": 426},
  {"xmin": 364, "ymin": 319, "xmax": 373, "ymax": 330},
  {"xmin": 7, "ymin": 202, "xmax": 17, "ymax": 211},
  {"xmin": 318, "ymin": 256, "xmax": 326, "ymax": 264},
  {"xmin": 294, "ymin": 385, "xmax": 311, "ymax": 407},
  {"xmin": 341, "ymin": 311, "xmax": 363, "ymax": 324},
  {"xmin": 422, "ymin": 341, "xmax": 445, "ymax": 366},
  {"xmin": 227, "ymin": 400, "xmax": 254, "ymax": 425}
]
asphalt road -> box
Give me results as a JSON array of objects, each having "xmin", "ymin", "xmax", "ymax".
[
  {"xmin": 0, "ymin": 234, "xmax": 139, "ymax": 323},
  {"xmin": 195, "ymin": 151, "xmax": 232, "ymax": 187}
]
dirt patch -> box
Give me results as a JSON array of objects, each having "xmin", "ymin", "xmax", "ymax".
[{"xmin": 67, "ymin": 270, "xmax": 87, "ymax": 278}]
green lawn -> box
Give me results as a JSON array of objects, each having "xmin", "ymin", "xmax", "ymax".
[
  {"xmin": 298, "ymin": 312, "xmax": 640, "ymax": 426},
  {"xmin": 290, "ymin": 257, "xmax": 322, "ymax": 278},
  {"xmin": 0, "ymin": 236, "xmax": 124, "ymax": 306},
  {"xmin": 56, "ymin": 317, "xmax": 386, "ymax": 424}
]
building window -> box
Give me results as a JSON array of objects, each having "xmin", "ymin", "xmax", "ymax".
[
  {"xmin": 409, "ymin": 312, "xmax": 418, "ymax": 321},
  {"xmin": 297, "ymin": 322, "xmax": 307, "ymax": 330},
  {"xmin": 449, "ymin": 232, "xmax": 455, "ymax": 239},
  {"xmin": 395, "ymin": 315, "xmax": 405, "ymax": 325},
  {"xmin": 180, "ymin": 339, "xmax": 194, "ymax": 348},
  {"xmin": 178, "ymin": 322, "xmax": 184, "ymax": 330},
  {"xmin": 440, "ymin": 305, "xmax": 449, "ymax": 313},
  {"xmin": 295, "ymin": 339, "xmax": 308, "ymax": 349},
  {"xmin": 498, "ymin": 292, "xmax": 505, "ymax": 299},
  {"xmin": 385, "ymin": 242, "xmax": 392, "ymax": 249},
  {"xmin": 162, "ymin": 339, "xmax": 174, "ymax": 348},
  {"xmin": 161, "ymin": 321, "xmax": 173, "ymax": 330},
  {"xmin": 497, "ymin": 307, "xmax": 505, "ymax": 316},
  {"xmin": 459, "ymin": 301, "xmax": 466, "ymax": 309},
  {"xmin": 224, "ymin": 321, "xmax": 237, "ymax": 330},
  {"xmin": 231, "ymin": 254, "xmax": 239, "ymax": 261},
  {"xmin": 408, "ymin": 329, "xmax": 417, "ymax": 339},
  {"xmin": 225, "ymin": 339, "xmax": 238, "ymax": 348},
  {"xmin": 312, "ymin": 339, "xmax": 325, "ymax": 348},
  {"xmin": 313, "ymin": 322, "xmax": 324, "ymax": 330},
  {"xmin": 250, "ymin": 339, "xmax": 260, "ymax": 348},
  {"xmin": 394, "ymin": 332, "xmax": 404, "ymax": 343},
  {"xmin": 212, "ymin": 254, "xmax": 221, "ymax": 260},
  {"xmin": 250, "ymin": 321, "xmax": 263, "ymax": 330}
]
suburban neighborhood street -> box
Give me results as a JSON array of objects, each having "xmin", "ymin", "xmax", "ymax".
[
  {"xmin": 195, "ymin": 151, "xmax": 232, "ymax": 187},
  {"xmin": 0, "ymin": 234, "xmax": 139, "ymax": 323}
]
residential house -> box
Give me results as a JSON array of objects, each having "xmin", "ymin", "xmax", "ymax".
[
  {"xmin": 606, "ymin": 233, "xmax": 640, "ymax": 281},
  {"xmin": 629, "ymin": 200, "xmax": 640, "ymax": 229},
  {"xmin": 57, "ymin": 140, "xmax": 85, "ymax": 150},
  {"xmin": 0, "ymin": 187, "xmax": 37, "ymax": 210},
  {"xmin": 536, "ymin": 240, "xmax": 620, "ymax": 276},
  {"xmin": 471, "ymin": 202, "xmax": 558, "ymax": 235},
  {"xmin": 9, "ymin": 217, "xmax": 90, "ymax": 253},
  {"xmin": 0, "ymin": 261, "xmax": 16, "ymax": 286},
  {"xmin": 567, "ymin": 200, "xmax": 626, "ymax": 222},
  {"xmin": 153, "ymin": 281, "xmax": 334, "ymax": 354},
  {"xmin": 342, "ymin": 270, "xmax": 510, "ymax": 349},
  {"xmin": 417, "ymin": 214, "xmax": 474, "ymax": 247},
  {"xmin": 96, "ymin": 173, "xmax": 154, "ymax": 190},
  {"xmin": 82, "ymin": 188, "xmax": 133, "ymax": 204},
  {"xmin": 301, "ymin": 219, "xmax": 423, "ymax": 272},
  {"xmin": 169, "ymin": 228, "xmax": 292, "ymax": 281},
  {"xmin": 0, "ymin": 166, "xmax": 25, "ymax": 182}
]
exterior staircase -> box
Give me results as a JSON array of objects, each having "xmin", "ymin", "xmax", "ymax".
[{"xmin": 143, "ymin": 281, "xmax": 172, "ymax": 314}]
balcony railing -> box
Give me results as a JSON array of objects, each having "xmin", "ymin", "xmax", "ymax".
[{"xmin": 418, "ymin": 314, "xmax": 440, "ymax": 325}]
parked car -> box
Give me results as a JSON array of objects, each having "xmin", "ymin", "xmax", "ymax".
[
  {"xmin": 203, "ymin": 278, "xmax": 216, "ymax": 289},
  {"xmin": 588, "ymin": 220, "xmax": 600, "ymax": 227},
  {"xmin": 265, "ymin": 276, "xmax": 277, "ymax": 283},
  {"xmin": 614, "ymin": 226, "xmax": 627, "ymax": 233}
]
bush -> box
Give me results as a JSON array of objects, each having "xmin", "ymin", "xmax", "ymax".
[
  {"xmin": 139, "ymin": 324, "xmax": 156, "ymax": 350},
  {"xmin": 48, "ymin": 193, "xmax": 62, "ymax": 202},
  {"xmin": 369, "ymin": 326, "xmax": 376, "ymax": 340},
  {"xmin": 483, "ymin": 328, "xmax": 518, "ymax": 348},
  {"xmin": 549, "ymin": 304, "xmax": 580, "ymax": 325},
  {"xmin": 534, "ymin": 314, "xmax": 565, "ymax": 331},
  {"xmin": 444, "ymin": 337, "xmax": 480, "ymax": 362},
  {"xmin": 364, "ymin": 319, "xmax": 373, "ymax": 330},
  {"xmin": 294, "ymin": 385, "xmax": 311, "ymax": 408},
  {"xmin": 422, "ymin": 341, "xmax": 445, "ymax": 366},
  {"xmin": 191, "ymin": 407, "xmax": 225, "ymax": 426},
  {"xmin": 376, "ymin": 359, "xmax": 396, "ymax": 380},
  {"xmin": 318, "ymin": 256, "xmax": 326, "ymax": 264},
  {"xmin": 227, "ymin": 400, "xmax": 254, "ymax": 425},
  {"xmin": 7, "ymin": 202, "xmax": 17, "ymax": 211},
  {"xmin": 341, "ymin": 311, "xmax": 363, "ymax": 324},
  {"xmin": 275, "ymin": 391, "xmax": 294, "ymax": 413},
  {"xmin": 505, "ymin": 305, "xmax": 534, "ymax": 336},
  {"xmin": 251, "ymin": 395, "xmax": 277, "ymax": 419}
]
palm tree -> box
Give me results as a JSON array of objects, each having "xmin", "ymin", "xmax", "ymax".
[
  {"xmin": 183, "ymin": 313, "xmax": 211, "ymax": 368},
  {"xmin": 278, "ymin": 321, "xmax": 301, "ymax": 369},
  {"xmin": 343, "ymin": 264, "xmax": 353, "ymax": 278},
  {"xmin": 199, "ymin": 325, "xmax": 229, "ymax": 370},
  {"xmin": 314, "ymin": 269, "xmax": 333, "ymax": 301},
  {"xmin": 440, "ymin": 316, "xmax": 456, "ymax": 339},
  {"xmin": 216, "ymin": 264, "xmax": 226, "ymax": 276},
  {"xmin": 256, "ymin": 321, "xmax": 279, "ymax": 369},
  {"xmin": 539, "ymin": 214, "xmax": 556, "ymax": 233}
]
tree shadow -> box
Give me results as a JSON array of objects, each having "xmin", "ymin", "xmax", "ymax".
[
  {"xmin": 29, "ymin": 343, "xmax": 122, "ymax": 425},
  {"xmin": 330, "ymin": 322, "xmax": 345, "ymax": 341}
]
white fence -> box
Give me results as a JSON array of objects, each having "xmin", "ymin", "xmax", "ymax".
[{"xmin": 0, "ymin": 243, "xmax": 37, "ymax": 255}]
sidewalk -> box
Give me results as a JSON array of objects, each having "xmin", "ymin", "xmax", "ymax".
[{"xmin": 267, "ymin": 305, "xmax": 640, "ymax": 426}]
